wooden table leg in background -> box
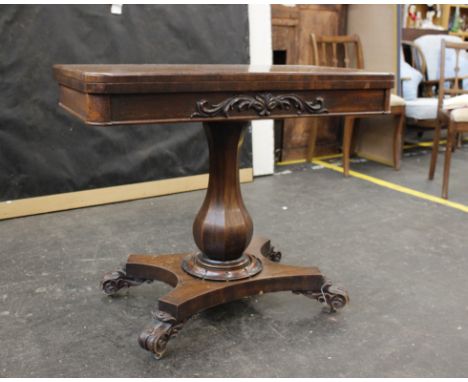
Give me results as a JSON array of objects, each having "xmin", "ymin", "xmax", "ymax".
[
  {"xmin": 342, "ymin": 116, "xmax": 356, "ymax": 177},
  {"xmin": 101, "ymin": 121, "xmax": 349, "ymax": 359}
]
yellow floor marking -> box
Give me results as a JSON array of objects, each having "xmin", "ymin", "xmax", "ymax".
[
  {"xmin": 312, "ymin": 159, "xmax": 468, "ymax": 214},
  {"xmin": 276, "ymin": 159, "xmax": 307, "ymax": 166},
  {"xmin": 416, "ymin": 141, "xmax": 439, "ymax": 147},
  {"xmin": 275, "ymin": 139, "xmax": 468, "ymax": 212},
  {"xmin": 277, "ymin": 153, "xmax": 342, "ymax": 166},
  {"xmin": 403, "ymin": 141, "xmax": 441, "ymax": 149},
  {"xmin": 312, "ymin": 153, "xmax": 343, "ymax": 161},
  {"xmin": 278, "ymin": 138, "xmax": 467, "ymax": 166},
  {"xmin": 404, "ymin": 139, "xmax": 468, "ymax": 149},
  {"xmin": 277, "ymin": 139, "xmax": 460, "ymax": 166},
  {"xmin": 278, "ymin": 139, "xmax": 452, "ymax": 166}
]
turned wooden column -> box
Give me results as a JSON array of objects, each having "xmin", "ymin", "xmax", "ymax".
[{"xmin": 182, "ymin": 121, "xmax": 262, "ymax": 281}]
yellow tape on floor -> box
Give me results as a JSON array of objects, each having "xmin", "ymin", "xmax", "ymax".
[
  {"xmin": 276, "ymin": 153, "xmax": 342, "ymax": 166},
  {"xmin": 276, "ymin": 139, "xmax": 468, "ymax": 212},
  {"xmin": 312, "ymin": 159, "xmax": 468, "ymax": 214},
  {"xmin": 404, "ymin": 139, "xmax": 468, "ymax": 149}
]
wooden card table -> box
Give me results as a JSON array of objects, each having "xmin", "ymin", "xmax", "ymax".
[{"xmin": 53, "ymin": 64, "xmax": 393, "ymax": 359}]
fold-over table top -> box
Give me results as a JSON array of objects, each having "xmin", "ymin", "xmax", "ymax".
[
  {"xmin": 53, "ymin": 64, "xmax": 394, "ymax": 125},
  {"xmin": 54, "ymin": 64, "xmax": 393, "ymax": 93}
]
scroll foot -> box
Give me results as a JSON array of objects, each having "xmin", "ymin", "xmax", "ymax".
[
  {"xmin": 138, "ymin": 310, "xmax": 186, "ymax": 359},
  {"xmin": 264, "ymin": 245, "xmax": 282, "ymax": 263},
  {"xmin": 101, "ymin": 267, "xmax": 151, "ymax": 296},
  {"xmin": 294, "ymin": 281, "xmax": 349, "ymax": 313}
]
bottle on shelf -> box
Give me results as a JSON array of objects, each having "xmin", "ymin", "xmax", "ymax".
[{"xmin": 451, "ymin": 6, "xmax": 461, "ymax": 33}]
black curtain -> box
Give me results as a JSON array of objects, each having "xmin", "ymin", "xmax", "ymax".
[{"xmin": 0, "ymin": 5, "xmax": 251, "ymax": 201}]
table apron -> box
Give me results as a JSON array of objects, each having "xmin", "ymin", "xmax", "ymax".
[{"xmin": 58, "ymin": 86, "xmax": 391, "ymax": 125}]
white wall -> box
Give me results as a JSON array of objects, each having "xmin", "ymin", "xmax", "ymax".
[{"xmin": 248, "ymin": 4, "xmax": 275, "ymax": 176}]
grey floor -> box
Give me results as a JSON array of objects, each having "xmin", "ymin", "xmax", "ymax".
[{"xmin": 1, "ymin": 145, "xmax": 467, "ymax": 377}]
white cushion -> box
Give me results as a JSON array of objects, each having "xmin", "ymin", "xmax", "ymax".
[
  {"xmin": 451, "ymin": 108, "xmax": 468, "ymax": 122},
  {"xmin": 400, "ymin": 61, "xmax": 423, "ymax": 101},
  {"xmin": 444, "ymin": 94, "xmax": 468, "ymax": 110},
  {"xmin": 444, "ymin": 94, "xmax": 468, "ymax": 122},
  {"xmin": 405, "ymin": 98, "xmax": 438, "ymax": 120},
  {"xmin": 405, "ymin": 94, "xmax": 468, "ymax": 120},
  {"xmin": 390, "ymin": 94, "xmax": 406, "ymax": 107}
]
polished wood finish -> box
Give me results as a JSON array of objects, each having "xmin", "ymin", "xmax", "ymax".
[
  {"xmin": 193, "ymin": 122, "xmax": 252, "ymax": 261},
  {"xmin": 308, "ymin": 34, "xmax": 404, "ymax": 175},
  {"xmin": 54, "ymin": 64, "xmax": 393, "ymax": 359},
  {"xmin": 428, "ymin": 40, "xmax": 468, "ymax": 199},
  {"xmin": 54, "ymin": 64, "xmax": 392, "ymax": 126},
  {"xmin": 103, "ymin": 237, "xmax": 347, "ymax": 359},
  {"xmin": 185, "ymin": 121, "xmax": 261, "ymax": 280},
  {"xmin": 128, "ymin": 237, "xmax": 328, "ymax": 322},
  {"xmin": 54, "ymin": 64, "xmax": 390, "ymax": 92}
]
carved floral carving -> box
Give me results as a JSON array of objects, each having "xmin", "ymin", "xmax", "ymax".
[{"xmin": 191, "ymin": 93, "xmax": 327, "ymax": 118}]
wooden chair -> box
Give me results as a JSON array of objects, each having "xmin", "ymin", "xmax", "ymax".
[
  {"xmin": 402, "ymin": 40, "xmax": 436, "ymax": 97},
  {"xmin": 308, "ymin": 33, "xmax": 405, "ymax": 176},
  {"xmin": 402, "ymin": 36, "xmax": 465, "ymax": 152},
  {"xmin": 400, "ymin": 44, "xmax": 439, "ymax": 140},
  {"xmin": 429, "ymin": 39, "xmax": 468, "ymax": 199}
]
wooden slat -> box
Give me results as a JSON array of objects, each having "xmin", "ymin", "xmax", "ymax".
[
  {"xmin": 332, "ymin": 43, "xmax": 338, "ymax": 67},
  {"xmin": 344, "ymin": 43, "xmax": 350, "ymax": 68}
]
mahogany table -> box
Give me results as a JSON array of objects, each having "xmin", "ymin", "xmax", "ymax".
[{"xmin": 53, "ymin": 64, "xmax": 393, "ymax": 359}]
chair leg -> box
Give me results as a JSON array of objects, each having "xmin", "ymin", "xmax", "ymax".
[
  {"xmin": 428, "ymin": 122, "xmax": 442, "ymax": 180},
  {"xmin": 342, "ymin": 116, "xmax": 355, "ymax": 177},
  {"xmin": 393, "ymin": 112, "xmax": 405, "ymax": 171},
  {"xmin": 442, "ymin": 122, "xmax": 456, "ymax": 199},
  {"xmin": 455, "ymin": 132, "xmax": 462, "ymax": 150},
  {"xmin": 306, "ymin": 121, "xmax": 318, "ymax": 163}
]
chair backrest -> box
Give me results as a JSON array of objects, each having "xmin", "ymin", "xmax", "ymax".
[
  {"xmin": 437, "ymin": 39, "xmax": 468, "ymax": 113},
  {"xmin": 310, "ymin": 33, "xmax": 364, "ymax": 69},
  {"xmin": 414, "ymin": 34, "xmax": 464, "ymax": 81},
  {"xmin": 402, "ymin": 40, "xmax": 428, "ymax": 80}
]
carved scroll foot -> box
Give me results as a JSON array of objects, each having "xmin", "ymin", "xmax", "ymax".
[
  {"xmin": 138, "ymin": 310, "xmax": 186, "ymax": 360},
  {"xmin": 101, "ymin": 268, "xmax": 151, "ymax": 296},
  {"xmin": 110, "ymin": 245, "xmax": 347, "ymax": 358},
  {"xmin": 294, "ymin": 281, "xmax": 349, "ymax": 313},
  {"xmin": 253, "ymin": 237, "xmax": 282, "ymax": 263},
  {"xmin": 264, "ymin": 245, "xmax": 282, "ymax": 263}
]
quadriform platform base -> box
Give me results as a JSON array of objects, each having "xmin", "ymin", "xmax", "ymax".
[
  {"xmin": 101, "ymin": 236, "xmax": 349, "ymax": 359},
  {"xmin": 53, "ymin": 64, "xmax": 393, "ymax": 359}
]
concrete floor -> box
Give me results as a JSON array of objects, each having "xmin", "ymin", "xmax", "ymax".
[
  {"xmin": 347, "ymin": 142, "xmax": 468, "ymax": 205},
  {"xmin": 1, "ymin": 146, "xmax": 467, "ymax": 377}
]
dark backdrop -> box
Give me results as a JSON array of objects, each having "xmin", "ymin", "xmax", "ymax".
[{"xmin": 0, "ymin": 5, "xmax": 251, "ymax": 201}]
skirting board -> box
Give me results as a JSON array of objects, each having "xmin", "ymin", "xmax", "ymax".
[{"xmin": 0, "ymin": 168, "xmax": 253, "ymax": 221}]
